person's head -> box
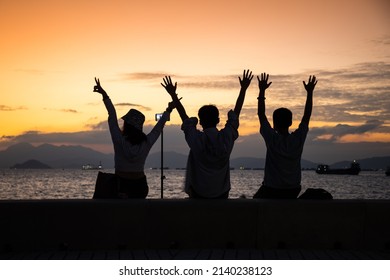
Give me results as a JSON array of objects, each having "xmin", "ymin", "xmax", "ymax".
[
  {"xmin": 198, "ymin": 105, "xmax": 219, "ymax": 129},
  {"xmin": 121, "ymin": 109, "xmax": 147, "ymax": 144},
  {"xmin": 273, "ymin": 107, "xmax": 292, "ymax": 133}
]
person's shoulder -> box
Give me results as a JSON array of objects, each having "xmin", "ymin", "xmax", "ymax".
[
  {"xmin": 182, "ymin": 117, "xmax": 198, "ymax": 129},
  {"xmin": 292, "ymin": 122, "xmax": 309, "ymax": 137},
  {"xmin": 183, "ymin": 117, "xmax": 198, "ymax": 125}
]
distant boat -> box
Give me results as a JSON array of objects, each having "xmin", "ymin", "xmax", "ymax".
[
  {"xmin": 239, "ymin": 166, "xmax": 252, "ymax": 170},
  {"xmin": 82, "ymin": 162, "xmax": 102, "ymax": 170},
  {"xmin": 316, "ymin": 161, "xmax": 361, "ymax": 175}
]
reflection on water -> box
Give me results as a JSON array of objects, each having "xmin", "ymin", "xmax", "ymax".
[{"xmin": 0, "ymin": 169, "xmax": 389, "ymax": 200}]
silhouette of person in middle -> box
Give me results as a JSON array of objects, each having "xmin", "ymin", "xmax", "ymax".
[
  {"xmin": 161, "ymin": 70, "xmax": 253, "ymax": 198},
  {"xmin": 253, "ymin": 73, "xmax": 317, "ymax": 199}
]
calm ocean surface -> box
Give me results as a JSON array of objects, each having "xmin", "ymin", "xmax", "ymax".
[{"xmin": 0, "ymin": 169, "xmax": 389, "ymax": 200}]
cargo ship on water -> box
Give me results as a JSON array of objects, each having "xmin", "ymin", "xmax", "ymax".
[{"xmin": 316, "ymin": 161, "xmax": 361, "ymax": 175}]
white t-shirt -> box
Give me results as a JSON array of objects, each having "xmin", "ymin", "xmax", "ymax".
[
  {"xmin": 181, "ymin": 110, "xmax": 239, "ymax": 198},
  {"xmin": 104, "ymin": 98, "xmax": 169, "ymax": 173},
  {"xmin": 260, "ymin": 120, "xmax": 309, "ymax": 189}
]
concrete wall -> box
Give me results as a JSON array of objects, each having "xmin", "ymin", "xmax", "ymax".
[{"xmin": 0, "ymin": 199, "xmax": 389, "ymax": 253}]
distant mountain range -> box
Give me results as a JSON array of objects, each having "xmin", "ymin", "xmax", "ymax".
[
  {"xmin": 0, "ymin": 142, "xmax": 389, "ymax": 170},
  {"xmin": 10, "ymin": 159, "xmax": 51, "ymax": 169},
  {"xmin": 0, "ymin": 142, "xmax": 113, "ymax": 169}
]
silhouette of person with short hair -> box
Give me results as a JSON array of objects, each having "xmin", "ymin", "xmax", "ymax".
[
  {"xmin": 162, "ymin": 70, "xmax": 253, "ymax": 198},
  {"xmin": 254, "ymin": 73, "xmax": 317, "ymax": 199},
  {"xmin": 93, "ymin": 77, "xmax": 174, "ymax": 198}
]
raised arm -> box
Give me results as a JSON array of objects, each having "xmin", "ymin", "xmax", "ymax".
[
  {"xmin": 233, "ymin": 69, "xmax": 253, "ymax": 117},
  {"xmin": 161, "ymin": 76, "xmax": 189, "ymax": 122},
  {"xmin": 93, "ymin": 77, "xmax": 124, "ymax": 144},
  {"xmin": 301, "ymin": 75, "xmax": 317, "ymax": 126},
  {"xmin": 93, "ymin": 77, "xmax": 109, "ymax": 100},
  {"xmin": 257, "ymin": 73, "xmax": 272, "ymax": 124},
  {"xmin": 94, "ymin": 77, "xmax": 115, "ymax": 117}
]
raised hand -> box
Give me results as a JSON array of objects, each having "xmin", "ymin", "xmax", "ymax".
[
  {"xmin": 93, "ymin": 77, "xmax": 106, "ymax": 95},
  {"xmin": 257, "ymin": 73, "xmax": 272, "ymax": 92},
  {"xmin": 303, "ymin": 75, "xmax": 317, "ymax": 93},
  {"xmin": 161, "ymin": 76, "xmax": 177, "ymax": 97},
  {"xmin": 161, "ymin": 76, "xmax": 188, "ymax": 121},
  {"xmin": 239, "ymin": 69, "xmax": 253, "ymax": 90},
  {"xmin": 233, "ymin": 69, "xmax": 253, "ymax": 117},
  {"xmin": 301, "ymin": 76, "xmax": 316, "ymax": 125}
]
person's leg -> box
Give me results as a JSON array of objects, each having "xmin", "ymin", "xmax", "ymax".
[
  {"xmin": 253, "ymin": 184, "xmax": 272, "ymax": 198},
  {"xmin": 119, "ymin": 176, "xmax": 149, "ymax": 199}
]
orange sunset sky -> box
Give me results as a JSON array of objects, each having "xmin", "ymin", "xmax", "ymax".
[{"xmin": 0, "ymin": 0, "xmax": 389, "ymax": 162}]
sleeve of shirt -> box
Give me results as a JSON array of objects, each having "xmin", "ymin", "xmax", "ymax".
[
  {"xmin": 260, "ymin": 118, "xmax": 274, "ymax": 143},
  {"xmin": 225, "ymin": 110, "xmax": 239, "ymax": 140},
  {"xmin": 295, "ymin": 121, "xmax": 309, "ymax": 139},
  {"xmin": 298, "ymin": 121, "xmax": 309, "ymax": 132},
  {"xmin": 146, "ymin": 111, "xmax": 171, "ymax": 146},
  {"xmin": 103, "ymin": 98, "xmax": 123, "ymax": 145},
  {"xmin": 181, "ymin": 117, "xmax": 200, "ymax": 148}
]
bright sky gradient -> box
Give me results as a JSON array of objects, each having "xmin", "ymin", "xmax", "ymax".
[{"xmin": 1, "ymin": 0, "xmax": 389, "ymax": 162}]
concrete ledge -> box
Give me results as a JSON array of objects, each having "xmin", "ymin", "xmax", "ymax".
[{"xmin": 0, "ymin": 199, "xmax": 389, "ymax": 253}]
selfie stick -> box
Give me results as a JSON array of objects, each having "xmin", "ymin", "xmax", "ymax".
[{"xmin": 160, "ymin": 127, "xmax": 164, "ymax": 199}]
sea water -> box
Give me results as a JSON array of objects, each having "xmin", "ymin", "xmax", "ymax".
[{"xmin": 0, "ymin": 169, "xmax": 389, "ymax": 200}]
